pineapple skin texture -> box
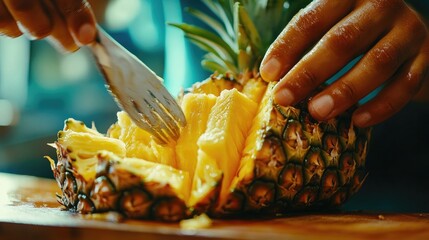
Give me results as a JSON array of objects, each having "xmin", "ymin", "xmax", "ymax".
[
  {"xmin": 49, "ymin": 75, "xmax": 371, "ymax": 221},
  {"xmin": 218, "ymin": 82, "xmax": 370, "ymax": 215},
  {"xmin": 51, "ymin": 121, "xmax": 190, "ymax": 221}
]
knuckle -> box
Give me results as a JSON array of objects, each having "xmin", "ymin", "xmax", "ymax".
[
  {"xmin": 58, "ymin": 0, "xmax": 89, "ymax": 16},
  {"xmin": 296, "ymin": 67, "xmax": 319, "ymax": 89},
  {"xmin": 325, "ymin": 22, "xmax": 363, "ymax": 55},
  {"xmin": 336, "ymin": 81, "xmax": 359, "ymax": 103},
  {"xmin": 270, "ymin": 35, "xmax": 292, "ymax": 58},
  {"xmin": 292, "ymin": 6, "xmax": 323, "ymax": 37},
  {"xmin": 368, "ymin": 42, "xmax": 402, "ymax": 69},
  {"xmin": 380, "ymin": 100, "xmax": 397, "ymax": 115}
]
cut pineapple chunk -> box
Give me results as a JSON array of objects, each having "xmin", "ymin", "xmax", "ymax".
[
  {"xmin": 180, "ymin": 214, "xmax": 212, "ymax": 230},
  {"xmin": 108, "ymin": 153, "xmax": 191, "ymax": 201},
  {"xmin": 109, "ymin": 111, "xmax": 176, "ymax": 167},
  {"xmin": 57, "ymin": 122, "xmax": 126, "ymax": 181},
  {"xmin": 197, "ymin": 89, "xmax": 258, "ymax": 207},
  {"xmin": 176, "ymin": 93, "xmax": 217, "ymax": 188}
]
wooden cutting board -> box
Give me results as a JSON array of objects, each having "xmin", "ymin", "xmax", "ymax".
[{"xmin": 0, "ymin": 173, "xmax": 428, "ymax": 240}]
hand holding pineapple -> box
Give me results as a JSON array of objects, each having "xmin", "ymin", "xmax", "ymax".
[
  {"xmin": 261, "ymin": 0, "xmax": 429, "ymax": 128},
  {"xmin": 0, "ymin": 0, "xmax": 97, "ymax": 51},
  {"xmin": 48, "ymin": 1, "xmax": 373, "ymax": 220}
]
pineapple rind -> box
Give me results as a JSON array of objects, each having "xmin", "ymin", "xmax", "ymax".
[
  {"xmin": 52, "ymin": 119, "xmax": 191, "ymax": 221},
  {"xmin": 222, "ymin": 82, "xmax": 370, "ymax": 215},
  {"xmin": 49, "ymin": 0, "xmax": 372, "ymax": 220},
  {"xmin": 50, "ymin": 77, "xmax": 370, "ymax": 220}
]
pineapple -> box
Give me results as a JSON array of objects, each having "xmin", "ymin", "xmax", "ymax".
[{"xmin": 48, "ymin": 0, "xmax": 371, "ymax": 221}]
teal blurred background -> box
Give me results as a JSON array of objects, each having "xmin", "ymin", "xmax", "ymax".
[
  {"xmin": 0, "ymin": 0, "xmax": 428, "ymax": 212},
  {"xmin": 0, "ymin": 0, "xmax": 209, "ymax": 178}
]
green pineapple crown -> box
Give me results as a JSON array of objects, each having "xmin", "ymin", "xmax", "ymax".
[{"xmin": 170, "ymin": 0, "xmax": 311, "ymax": 76}]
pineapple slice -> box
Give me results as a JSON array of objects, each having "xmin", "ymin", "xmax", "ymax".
[
  {"xmin": 108, "ymin": 112, "xmax": 155, "ymax": 160},
  {"xmin": 49, "ymin": 0, "xmax": 372, "ymax": 221},
  {"xmin": 110, "ymin": 154, "xmax": 191, "ymax": 201},
  {"xmin": 180, "ymin": 214, "xmax": 212, "ymax": 230},
  {"xmin": 176, "ymin": 93, "xmax": 217, "ymax": 189},
  {"xmin": 57, "ymin": 119, "xmax": 126, "ymax": 181},
  {"xmin": 197, "ymin": 89, "xmax": 258, "ymax": 208},
  {"xmin": 109, "ymin": 111, "xmax": 176, "ymax": 167}
]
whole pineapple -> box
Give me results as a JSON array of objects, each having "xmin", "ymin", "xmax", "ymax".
[{"xmin": 49, "ymin": 0, "xmax": 370, "ymax": 221}]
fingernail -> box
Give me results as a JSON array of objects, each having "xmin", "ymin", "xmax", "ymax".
[
  {"xmin": 310, "ymin": 95, "xmax": 334, "ymax": 119},
  {"xmin": 274, "ymin": 88, "xmax": 294, "ymax": 106},
  {"xmin": 353, "ymin": 112, "xmax": 371, "ymax": 126},
  {"xmin": 17, "ymin": 22, "xmax": 37, "ymax": 40},
  {"xmin": 260, "ymin": 58, "xmax": 282, "ymax": 81},
  {"xmin": 77, "ymin": 23, "xmax": 96, "ymax": 45},
  {"xmin": 47, "ymin": 37, "xmax": 78, "ymax": 54}
]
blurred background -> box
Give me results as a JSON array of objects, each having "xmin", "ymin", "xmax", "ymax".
[
  {"xmin": 0, "ymin": 0, "xmax": 209, "ymax": 177},
  {"xmin": 0, "ymin": 0, "xmax": 428, "ymax": 212}
]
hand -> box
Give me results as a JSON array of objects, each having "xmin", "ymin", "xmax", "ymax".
[
  {"xmin": 0, "ymin": 0, "xmax": 97, "ymax": 52},
  {"xmin": 260, "ymin": 0, "xmax": 429, "ymax": 127}
]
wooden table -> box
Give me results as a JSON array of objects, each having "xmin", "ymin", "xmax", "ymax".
[{"xmin": 0, "ymin": 173, "xmax": 428, "ymax": 240}]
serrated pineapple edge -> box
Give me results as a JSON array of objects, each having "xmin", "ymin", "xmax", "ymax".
[{"xmin": 48, "ymin": 0, "xmax": 371, "ymax": 221}]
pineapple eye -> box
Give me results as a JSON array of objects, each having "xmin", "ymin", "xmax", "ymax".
[
  {"xmin": 248, "ymin": 181, "xmax": 276, "ymax": 207},
  {"xmin": 119, "ymin": 189, "xmax": 152, "ymax": 218},
  {"xmin": 152, "ymin": 198, "xmax": 186, "ymax": 222},
  {"xmin": 49, "ymin": 1, "xmax": 371, "ymax": 220},
  {"xmin": 278, "ymin": 164, "xmax": 304, "ymax": 193}
]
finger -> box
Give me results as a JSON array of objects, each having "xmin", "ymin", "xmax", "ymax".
[
  {"xmin": 42, "ymin": 0, "xmax": 78, "ymax": 52},
  {"xmin": 54, "ymin": 0, "xmax": 96, "ymax": 45},
  {"xmin": 0, "ymin": 1, "xmax": 22, "ymax": 37},
  {"xmin": 3, "ymin": 0, "xmax": 52, "ymax": 39},
  {"xmin": 352, "ymin": 52, "xmax": 429, "ymax": 127},
  {"xmin": 260, "ymin": 0, "xmax": 355, "ymax": 82},
  {"xmin": 273, "ymin": 0, "xmax": 400, "ymax": 108},
  {"xmin": 308, "ymin": 13, "xmax": 425, "ymax": 121}
]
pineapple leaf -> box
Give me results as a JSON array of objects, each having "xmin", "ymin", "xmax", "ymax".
[
  {"xmin": 202, "ymin": 0, "xmax": 235, "ymax": 38},
  {"xmin": 185, "ymin": 33, "xmax": 235, "ymax": 64},
  {"xmin": 217, "ymin": 0, "xmax": 235, "ymax": 24},
  {"xmin": 169, "ymin": 23, "xmax": 237, "ymax": 63},
  {"xmin": 204, "ymin": 52, "xmax": 238, "ymax": 73},
  {"xmin": 201, "ymin": 59, "xmax": 229, "ymax": 73},
  {"xmin": 186, "ymin": 35, "xmax": 237, "ymax": 73},
  {"xmin": 186, "ymin": 7, "xmax": 235, "ymax": 48},
  {"xmin": 237, "ymin": 3, "xmax": 262, "ymax": 54},
  {"xmin": 173, "ymin": 0, "xmax": 312, "ymax": 75}
]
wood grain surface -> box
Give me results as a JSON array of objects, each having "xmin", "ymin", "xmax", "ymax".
[{"xmin": 0, "ymin": 173, "xmax": 428, "ymax": 240}]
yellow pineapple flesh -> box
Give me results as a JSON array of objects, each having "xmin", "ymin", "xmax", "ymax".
[
  {"xmin": 197, "ymin": 89, "xmax": 258, "ymax": 209},
  {"xmin": 176, "ymin": 93, "xmax": 217, "ymax": 185},
  {"xmin": 49, "ymin": 0, "xmax": 371, "ymax": 221},
  {"xmin": 50, "ymin": 77, "xmax": 369, "ymax": 220}
]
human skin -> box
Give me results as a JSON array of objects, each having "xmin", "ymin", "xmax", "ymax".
[
  {"xmin": 1, "ymin": 0, "xmax": 428, "ymax": 128},
  {"xmin": 260, "ymin": 0, "xmax": 429, "ymax": 128},
  {"xmin": 0, "ymin": 0, "xmax": 99, "ymax": 52}
]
